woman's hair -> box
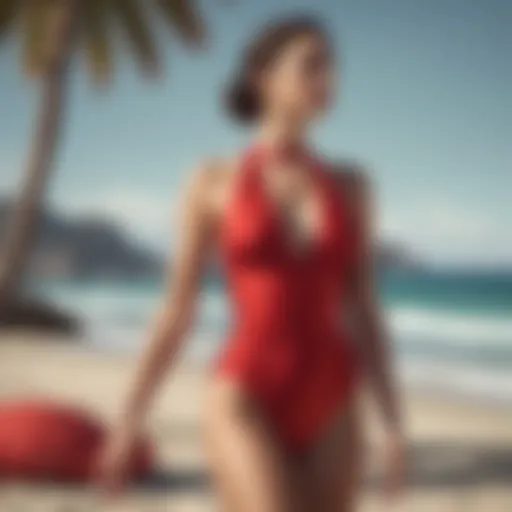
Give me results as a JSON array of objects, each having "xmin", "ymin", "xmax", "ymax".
[{"xmin": 224, "ymin": 14, "xmax": 330, "ymax": 124}]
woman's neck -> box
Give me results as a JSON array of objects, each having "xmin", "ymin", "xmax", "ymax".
[{"xmin": 256, "ymin": 113, "xmax": 309, "ymax": 154}]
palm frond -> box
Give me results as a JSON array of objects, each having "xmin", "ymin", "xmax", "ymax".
[
  {"xmin": 4, "ymin": 0, "xmax": 208, "ymax": 81},
  {"xmin": 111, "ymin": 0, "xmax": 160, "ymax": 76},
  {"xmin": 81, "ymin": 1, "xmax": 112, "ymax": 84},
  {"xmin": 0, "ymin": 0, "xmax": 18, "ymax": 40},
  {"xmin": 158, "ymin": 0, "xmax": 204, "ymax": 46}
]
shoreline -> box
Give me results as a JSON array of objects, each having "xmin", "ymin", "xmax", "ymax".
[{"xmin": 7, "ymin": 330, "xmax": 512, "ymax": 414}]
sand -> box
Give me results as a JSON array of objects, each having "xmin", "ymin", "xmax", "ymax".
[{"xmin": 1, "ymin": 334, "xmax": 512, "ymax": 511}]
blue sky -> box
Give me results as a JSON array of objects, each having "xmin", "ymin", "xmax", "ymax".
[{"xmin": 1, "ymin": 0, "xmax": 510, "ymax": 268}]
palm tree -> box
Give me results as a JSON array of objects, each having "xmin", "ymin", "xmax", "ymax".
[{"xmin": 0, "ymin": 0, "xmax": 204, "ymax": 312}]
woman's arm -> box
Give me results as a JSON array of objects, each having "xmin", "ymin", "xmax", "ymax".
[
  {"xmin": 113, "ymin": 161, "xmax": 217, "ymax": 437},
  {"xmin": 345, "ymin": 171, "xmax": 402, "ymax": 435},
  {"xmin": 347, "ymin": 172, "xmax": 407, "ymax": 499}
]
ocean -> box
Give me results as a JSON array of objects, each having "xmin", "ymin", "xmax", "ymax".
[{"xmin": 34, "ymin": 271, "xmax": 512, "ymax": 406}]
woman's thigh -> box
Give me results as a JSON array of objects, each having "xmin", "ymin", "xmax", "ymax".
[
  {"xmin": 300, "ymin": 398, "xmax": 365, "ymax": 512},
  {"xmin": 202, "ymin": 377, "xmax": 299, "ymax": 512}
]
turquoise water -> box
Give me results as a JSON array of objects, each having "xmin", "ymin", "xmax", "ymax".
[
  {"xmin": 381, "ymin": 271, "xmax": 512, "ymax": 315},
  {"xmin": 34, "ymin": 271, "xmax": 512, "ymax": 404}
]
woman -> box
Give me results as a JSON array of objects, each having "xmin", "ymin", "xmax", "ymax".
[{"xmin": 99, "ymin": 15, "xmax": 405, "ymax": 512}]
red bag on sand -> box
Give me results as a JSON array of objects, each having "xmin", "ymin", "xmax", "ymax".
[{"xmin": 0, "ymin": 400, "xmax": 152, "ymax": 482}]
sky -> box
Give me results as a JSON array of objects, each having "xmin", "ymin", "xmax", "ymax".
[{"xmin": 0, "ymin": 0, "xmax": 511, "ymax": 268}]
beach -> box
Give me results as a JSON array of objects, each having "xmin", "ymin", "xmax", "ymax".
[
  {"xmin": 0, "ymin": 0, "xmax": 509, "ymax": 508},
  {"xmin": 1, "ymin": 335, "xmax": 512, "ymax": 511}
]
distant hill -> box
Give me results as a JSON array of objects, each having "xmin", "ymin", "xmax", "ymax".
[
  {"xmin": 0, "ymin": 198, "xmax": 162, "ymax": 280},
  {"xmin": 0, "ymin": 198, "xmax": 420, "ymax": 280}
]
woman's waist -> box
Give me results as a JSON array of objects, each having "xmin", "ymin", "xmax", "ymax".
[
  {"xmin": 228, "ymin": 275, "xmax": 341, "ymax": 316},
  {"xmin": 231, "ymin": 300, "xmax": 341, "ymax": 331},
  {"xmin": 224, "ymin": 319, "xmax": 354, "ymax": 349},
  {"xmin": 216, "ymin": 323, "xmax": 360, "ymax": 379}
]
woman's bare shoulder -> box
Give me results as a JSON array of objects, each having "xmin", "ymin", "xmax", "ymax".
[
  {"xmin": 181, "ymin": 155, "xmax": 235, "ymax": 195},
  {"xmin": 185, "ymin": 156, "xmax": 240, "ymax": 216},
  {"xmin": 192, "ymin": 155, "xmax": 239, "ymax": 188}
]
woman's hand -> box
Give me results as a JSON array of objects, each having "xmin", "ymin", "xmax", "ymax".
[
  {"xmin": 383, "ymin": 429, "xmax": 407, "ymax": 502},
  {"xmin": 95, "ymin": 426, "xmax": 138, "ymax": 499}
]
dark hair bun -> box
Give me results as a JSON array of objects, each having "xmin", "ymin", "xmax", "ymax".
[{"xmin": 224, "ymin": 74, "xmax": 260, "ymax": 124}]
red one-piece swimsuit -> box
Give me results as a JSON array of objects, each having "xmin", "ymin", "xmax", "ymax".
[{"xmin": 215, "ymin": 143, "xmax": 361, "ymax": 454}]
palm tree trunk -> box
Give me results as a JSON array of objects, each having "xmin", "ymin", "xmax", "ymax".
[{"xmin": 0, "ymin": 0, "xmax": 79, "ymax": 305}]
